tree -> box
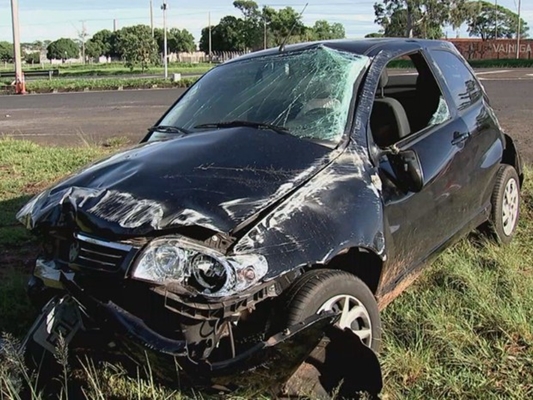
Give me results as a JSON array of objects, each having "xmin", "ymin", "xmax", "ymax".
[
  {"xmin": 234, "ymin": 1, "xmax": 264, "ymax": 50},
  {"xmin": 46, "ymin": 38, "xmax": 79, "ymax": 61},
  {"xmin": 31, "ymin": 40, "xmax": 51, "ymax": 54},
  {"xmin": 25, "ymin": 52, "xmax": 41, "ymax": 64},
  {"xmin": 87, "ymin": 29, "xmax": 117, "ymax": 58},
  {"xmin": 467, "ymin": 1, "xmax": 529, "ymax": 40},
  {"xmin": 115, "ymin": 25, "xmax": 158, "ymax": 71},
  {"xmin": 154, "ymin": 28, "xmax": 196, "ymax": 54},
  {"xmin": 365, "ymin": 32, "xmax": 385, "ymax": 37},
  {"xmin": 85, "ymin": 40, "xmax": 103, "ymax": 59},
  {"xmin": 200, "ymin": 16, "xmax": 247, "ymax": 52},
  {"xmin": 264, "ymin": 6, "xmax": 307, "ymax": 46},
  {"xmin": 309, "ymin": 20, "xmax": 346, "ymax": 40},
  {"xmin": 0, "ymin": 41, "xmax": 13, "ymax": 62},
  {"xmin": 374, "ymin": 0, "xmax": 466, "ymax": 38},
  {"xmin": 169, "ymin": 28, "xmax": 196, "ymax": 53},
  {"xmin": 378, "ymin": 8, "xmax": 443, "ymax": 38},
  {"xmin": 199, "ymin": 3, "xmax": 346, "ymax": 53}
]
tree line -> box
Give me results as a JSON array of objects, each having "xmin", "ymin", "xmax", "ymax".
[
  {"xmin": 370, "ymin": 0, "xmax": 528, "ymax": 39},
  {"xmin": 198, "ymin": 0, "xmax": 345, "ymax": 52},
  {"xmin": 0, "ymin": 0, "xmax": 528, "ymax": 67}
]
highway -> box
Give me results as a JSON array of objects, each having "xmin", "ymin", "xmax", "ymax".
[{"xmin": 1, "ymin": 70, "xmax": 532, "ymax": 161}]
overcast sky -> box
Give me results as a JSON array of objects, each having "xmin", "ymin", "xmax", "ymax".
[{"xmin": 0, "ymin": 0, "xmax": 531, "ymax": 44}]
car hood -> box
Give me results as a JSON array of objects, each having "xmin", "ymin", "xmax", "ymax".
[{"xmin": 17, "ymin": 127, "xmax": 332, "ymax": 238}]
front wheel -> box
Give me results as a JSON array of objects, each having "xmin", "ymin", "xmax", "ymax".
[{"xmin": 284, "ymin": 269, "xmax": 381, "ymax": 352}]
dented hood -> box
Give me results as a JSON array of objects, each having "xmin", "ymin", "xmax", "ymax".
[{"xmin": 17, "ymin": 127, "xmax": 331, "ymax": 237}]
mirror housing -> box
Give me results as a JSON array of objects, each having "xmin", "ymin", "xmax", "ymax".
[{"xmin": 388, "ymin": 149, "xmax": 424, "ymax": 193}]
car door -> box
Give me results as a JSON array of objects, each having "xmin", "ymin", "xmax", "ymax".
[
  {"xmin": 429, "ymin": 49, "xmax": 504, "ymax": 223},
  {"xmin": 374, "ymin": 52, "xmax": 472, "ymax": 296}
]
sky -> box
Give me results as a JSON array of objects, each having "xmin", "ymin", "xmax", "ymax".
[{"xmin": 0, "ymin": 0, "xmax": 532, "ymax": 45}]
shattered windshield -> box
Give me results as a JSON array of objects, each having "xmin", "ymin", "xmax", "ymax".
[{"xmin": 156, "ymin": 47, "xmax": 369, "ymax": 144}]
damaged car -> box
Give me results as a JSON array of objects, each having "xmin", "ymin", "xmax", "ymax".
[{"xmin": 15, "ymin": 38, "xmax": 523, "ymax": 397}]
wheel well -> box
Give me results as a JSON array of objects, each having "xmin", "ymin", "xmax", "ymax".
[
  {"xmin": 502, "ymin": 133, "xmax": 524, "ymax": 187},
  {"xmin": 325, "ymin": 248, "xmax": 383, "ymax": 294}
]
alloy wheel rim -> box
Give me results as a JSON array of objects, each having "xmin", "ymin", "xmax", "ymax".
[
  {"xmin": 502, "ymin": 178, "xmax": 519, "ymax": 236},
  {"xmin": 318, "ymin": 294, "xmax": 372, "ymax": 347}
]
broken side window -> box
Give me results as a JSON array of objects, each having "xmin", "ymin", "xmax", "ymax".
[{"xmin": 156, "ymin": 47, "xmax": 370, "ymax": 144}]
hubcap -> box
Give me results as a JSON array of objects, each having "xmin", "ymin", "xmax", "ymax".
[
  {"xmin": 502, "ymin": 178, "xmax": 519, "ymax": 236},
  {"xmin": 318, "ymin": 295, "xmax": 372, "ymax": 347}
]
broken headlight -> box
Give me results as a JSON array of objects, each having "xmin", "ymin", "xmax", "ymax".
[{"xmin": 131, "ymin": 237, "xmax": 268, "ymax": 297}]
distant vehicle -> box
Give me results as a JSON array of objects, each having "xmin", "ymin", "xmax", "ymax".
[{"xmin": 16, "ymin": 38, "xmax": 523, "ymax": 397}]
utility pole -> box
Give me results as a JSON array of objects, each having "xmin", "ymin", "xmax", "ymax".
[
  {"xmin": 162, "ymin": 1, "xmax": 168, "ymax": 79},
  {"xmin": 494, "ymin": 0, "xmax": 498, "ymax": 39},
  {"xmin": 264, "ymin": 17, "xmax": 267, "ymax": 49},
  {"xmin": 10, "ymin": 0, "xmax": 25, "ymax": 94},
  {"xmin": 150, "ymin": 0, "xmax": 154, "ymax": 37},
  {"xmin": 113, "ymin": 19, "xmax": 118, "ymax": 32},
  {"xmin": 516, "ymin": 0, "xmax": 522, "ymax": 59},
  {"xmin": 80, "ymin": 20, "xmax": 87, "ymax": 63},
  {"xmin": 208, "ymin": 12, "xmax": 212, "ymax": 61}
]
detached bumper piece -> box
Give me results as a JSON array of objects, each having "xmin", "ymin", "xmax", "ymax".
[{"xmin": 56, "ymin": 273, "xmax": 382, "ymax": 397}]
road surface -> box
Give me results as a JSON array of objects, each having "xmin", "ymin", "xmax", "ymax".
[{"xmin": 1, "ymin": 69, "xmax": 532, "ymax": 161}]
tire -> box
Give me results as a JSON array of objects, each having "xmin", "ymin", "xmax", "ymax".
[
  {"xmin": 284, "ymin": 269, "xmax": 381, "ymax": 352},
  {"xmin": 486, "ymin": 164, "xmax": 521, "ymax": 245}
]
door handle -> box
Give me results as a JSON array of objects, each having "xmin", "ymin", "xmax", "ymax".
[{"xmin": 451, "ymin": 131, "xmax": 470, "ymax": 146}]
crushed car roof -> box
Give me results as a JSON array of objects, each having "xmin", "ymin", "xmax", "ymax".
[{"xmin": 225, "ymin": 38, "xmax": 456, "ymax": 64}]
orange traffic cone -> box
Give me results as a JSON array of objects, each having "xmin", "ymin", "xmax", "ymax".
[{"xmin": 15, "ymin": 73, "xmax": 27, "ymax": 95}]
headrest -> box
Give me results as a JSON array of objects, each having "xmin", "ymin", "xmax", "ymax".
[{"xmin": 379, "ymin": 69, "xmax": 389, "ymax": 89}]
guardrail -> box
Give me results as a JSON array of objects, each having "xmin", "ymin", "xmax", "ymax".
[{"xmin": 0, "ymin": 69, "xmax": 59, "ymax": 80}]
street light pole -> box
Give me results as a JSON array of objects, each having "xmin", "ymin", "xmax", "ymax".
[
  {"xmin": 150, "ymin": 0, "xmax": 154, "ymax": 37},
  {"xmin": 208, "ymin": 12, "xmax": 212, "ymax": 62},
  {"xmin": 10, "ymin": 0, "xmax": 25, "ymax": 94},
  {"xmin": 162, "ymin": 1, "xmax": 168, "ymax": 79},
  {"xmin": 516, "ymin": 0, "xmax": 522, "ymax": 59},
  {"xmin": 494, "ymin": 0, "xmax": 498, "ymax": 39}
]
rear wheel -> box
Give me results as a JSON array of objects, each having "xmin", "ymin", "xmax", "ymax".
[
  {"xmin": 485, "ymin": 164, "xmax": 520, "ymax": 245},
  {"xmin": 284, "ymin": 269, "xmax": 381, "ymax": 352}
]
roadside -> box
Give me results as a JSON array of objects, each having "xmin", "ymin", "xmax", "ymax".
[
  {"xmin": 0, "ymin": 138, "xmax": 532, "ymax": 399},
  {"xmin": 1, "ymin": 76, "xmax": 198, "ymax": 95},
  {"xmin": 1, "ymin": 57, "xmax": 531, "ymax": 95},
  {"xmin": 1, "ymin": 78, "xmax": 532, "ymax": 162}
]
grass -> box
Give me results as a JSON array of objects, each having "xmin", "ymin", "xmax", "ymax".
[
  {"xmin": 56, "ymin": 66, "xmax": 212, "ymax": 77},
  {"xmin": 0, "ymin": 138, "xmax": 532, "ymax": 398},
  {"xmin": 0, "ymin": 61, "xmax": 213, "ymax": 72},
  {"xmin": 1, "ymin": 77, "xmax": 198, "ymax": 94}
]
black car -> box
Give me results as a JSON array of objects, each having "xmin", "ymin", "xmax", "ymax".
[{"xmin": 16, "ymin": 38, "xmax": 523, "ymax": 396}]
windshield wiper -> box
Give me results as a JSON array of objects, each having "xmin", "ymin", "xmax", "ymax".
[
  {"xmin": 148, "ymin": 125, "xmax": 191, "ymax": 135},
  {"xmin": 194, "ymin": 120, "xmax": 289, "ymax": 135}
]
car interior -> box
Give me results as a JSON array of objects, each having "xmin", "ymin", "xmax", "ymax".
[{"xmin": 370, "ymin": 52, "xmax": 449, "ymax": 148}]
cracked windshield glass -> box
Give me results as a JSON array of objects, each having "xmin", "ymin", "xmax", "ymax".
[{"xmin": 157, "ymin": 47, "xmax": 369, "ymax": 143}]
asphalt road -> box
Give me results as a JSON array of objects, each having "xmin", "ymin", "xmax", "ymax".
[{"xmin": 1, "ymin": 68, "xmax": 532, "ymax": 161}]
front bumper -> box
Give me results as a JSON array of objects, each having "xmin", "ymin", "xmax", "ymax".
[{"xmin": 27, "ymin": 262, "xmax": 383, "ymax": 395}]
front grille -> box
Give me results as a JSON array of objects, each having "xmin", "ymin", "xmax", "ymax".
[{"xmin": 58, "ymin": 233, "xmax": 133, "ymax": 273}]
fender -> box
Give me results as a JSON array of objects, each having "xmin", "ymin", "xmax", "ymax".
[{"xmin": 232, "ymin": 142, "xmax": 386, "ymax": 280}]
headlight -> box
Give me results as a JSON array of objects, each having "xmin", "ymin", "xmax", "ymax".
[{"xmin": 131, "ymin": 237, "xmax": 268, "ymax": 298}]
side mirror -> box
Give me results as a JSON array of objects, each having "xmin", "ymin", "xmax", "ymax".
[{"xmin": 388, "ymin": 149, "xmax": 424, "ymax": 193}]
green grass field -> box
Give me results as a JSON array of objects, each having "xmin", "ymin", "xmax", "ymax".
[
  {"xmin": 1, "ymin": 77, "xmax": 198, "ymax": 94},
  {"xmin": 0, "ymin": 61, "xmax": 213, "ymax": 73},
  {"xmin": 0, "ymin": 138, "xmax": 531, "ymax": 399}
]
